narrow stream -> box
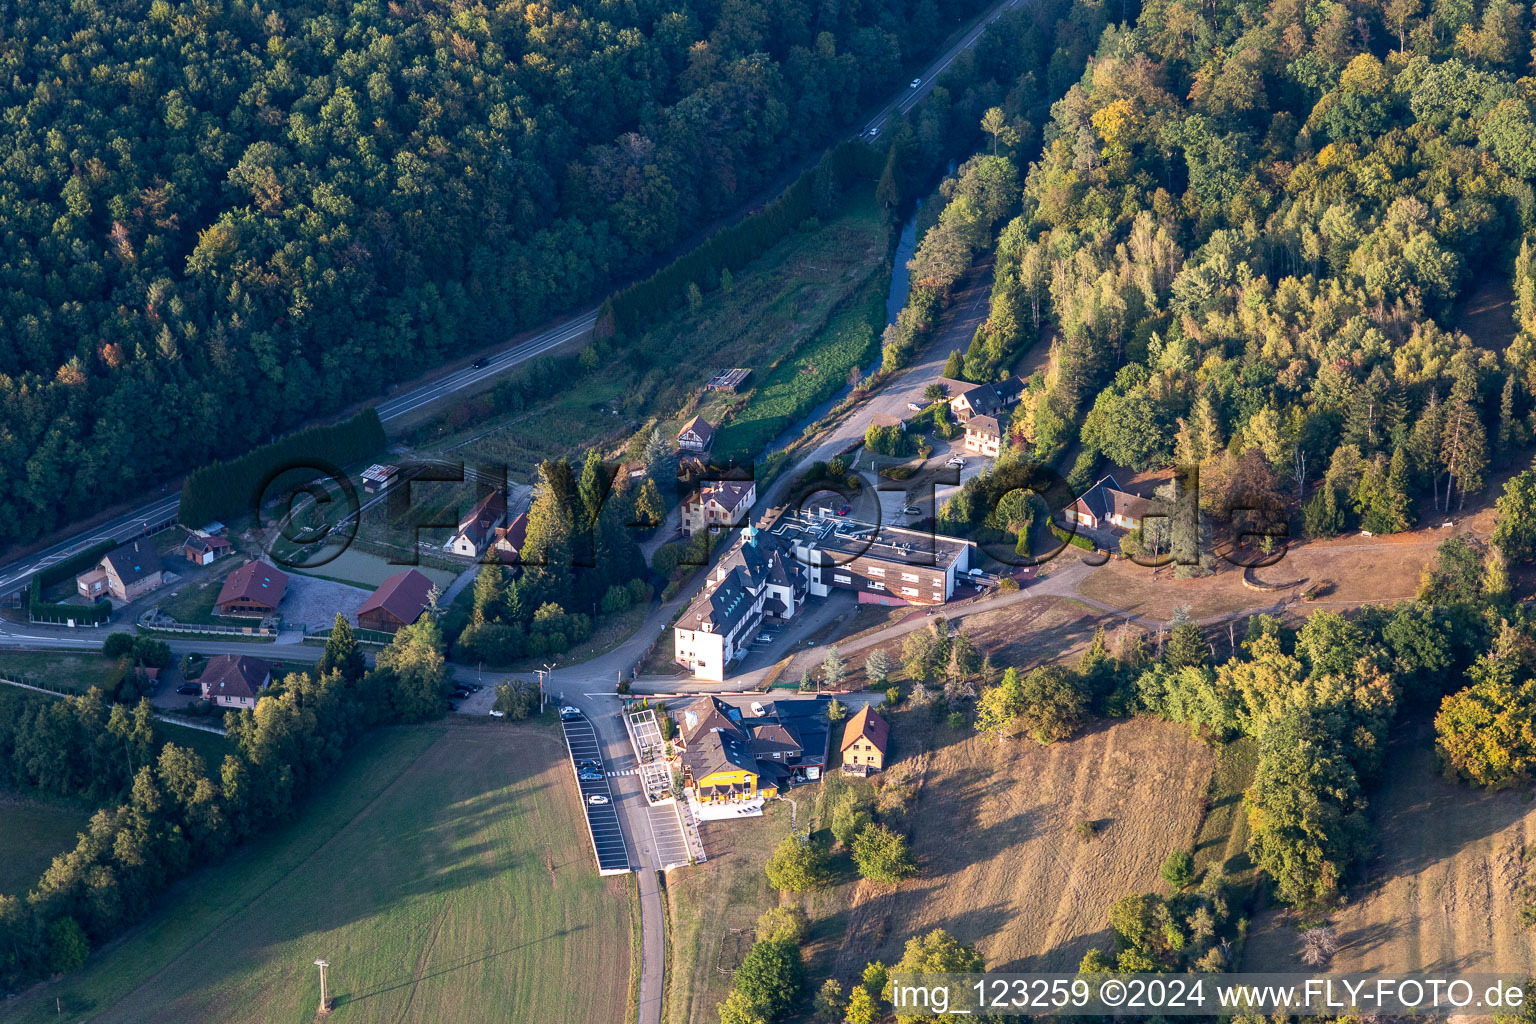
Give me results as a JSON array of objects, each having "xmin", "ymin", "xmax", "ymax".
[{"xmin": 760, "ymin": 199, "xmax": 924, "ymax": 456}]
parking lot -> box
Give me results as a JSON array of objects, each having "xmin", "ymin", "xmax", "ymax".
[
  {"xmin": 559, "ymin": 713, "xmax": 630, "ymax": 874},
  {"xmin": 644, "ymin": 803, "xmax": 693, "ymax": 867}
]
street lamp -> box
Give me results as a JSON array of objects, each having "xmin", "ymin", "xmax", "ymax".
[{"xmin": 315, "ymin": 959, "xmax": 331, "ymax": 1014}]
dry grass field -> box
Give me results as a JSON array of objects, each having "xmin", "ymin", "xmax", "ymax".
[
  {"xmin": 1243, "ymin": 717, "xmax": 1536, "ymax": 976},
  {"xmin": 822, "ymin": 714, "xmax": 1215, "ymax": 977},
  {"xmin": 9, "ymin": 722, "xmax": 633, "ymax": 1024}
]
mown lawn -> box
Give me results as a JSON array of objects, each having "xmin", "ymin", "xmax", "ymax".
[
  {"xmin": 11, "ymin": 722, "xmax": 634, "ymax": 1024},
  {"xmin": 0, "ymin": 651, "xmax": 125, "ymax": 693},
  {"xmin": 0, "ymin": 789, "xmax": 92, "ymax": 897}
]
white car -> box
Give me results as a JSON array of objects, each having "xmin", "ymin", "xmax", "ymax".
[
  {"xmin": 910, "ymin": 78, "xmax": 922, "ymax": 89},
  {"xmin": 587, "ymin": 795, "xmax": 610, "ymax": 806},
  {"xmin": 868, "ymin": 127, "xmax": 880, "ymax": 139},
  {"xmin": 488, "ymin": 708, "xmax": 505, "ymax": 718},
  {"xmin": 907, "ymin": 401, "xmax": 923, "ymax": 412},
  {"xmin": 947, "ymin": 456, "xmax": 966, "ymax": 467}
]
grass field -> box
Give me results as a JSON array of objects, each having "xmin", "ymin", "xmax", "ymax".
[
  {"xmin": 11, "ymin": 722, "xmax": 634, "ymax": 1024},
  {"xmin": 0, "ymin": 651, "xmax": 125, "ymax": 693},
  {"xmin": 0, "ymin": 789, "xmax": 92, "ymax": 896},
  {"xmin": 436, "ymin": 191, "xmax": 891, "ymax": 474},
  {"xmin": 155, "ymin": 576, "xmax": 228, "ymax": 624},
  {"xmin": 664, "ymin": 803, "xmax": 789, "ymax": 1024},
  {"xmin": 1242, "ymin": 716, "xmax": 1536, "ymax": 976},
  {"xmin": 824, "ymin": 712, "xmax": 1214, "ymax": 978}
]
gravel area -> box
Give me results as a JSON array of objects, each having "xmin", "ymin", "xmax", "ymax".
[{"xmin": 282, "ymin": 573, "xmax": 371, "ymax": 633}]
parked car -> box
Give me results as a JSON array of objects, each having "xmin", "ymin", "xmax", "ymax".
[
  {"xmin": 488, "ymin": 708, "xmax": 505, "ymax": 718},
  {"xmin": 176, "ymin": 684, "xmax": 201, "ymax": 695},
  {"xmin": 837, "ymin": 505, "xmax": 851, "ymax": 516},
  {"xmin": 560, "ymin": 706, "xmax": 582, "ymax": 720},
  {"xmin": 587, "ymin": 795, "xmax": 610, "ymax": 805},
  {"xmin": 463, "ymin": 683, "xmax": 482, "ymax": 692},
  {"xmin": 947, "ymin": 456, "xmax": 966, "ymax": 467},
  {"xmin": 901, "ymin": 505, "xmax": 921, "ymax": 515},
  {"xmin": 451, "ymin": 688, "xmax": 471, "ymax": 699},
  {"xmin": 907, "ymin": 401, "xmax": 923, "ymax": 412},
  {"xmin": 756, "ymin": 633, "xmax": 774, "ymax": 643},
  {"xmin": 577, "ymin": 759, "xmax": 601, "ymax": 769},
  {"xmin": 578, "ymin": 769, "xmax": 603, "ymax": 781}
]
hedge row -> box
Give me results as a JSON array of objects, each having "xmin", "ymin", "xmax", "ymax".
[
  {"xmin": 179, "ymin": 408, "xmax": 386, "ymax": 526},
  {"xmin": 29, "ymin": 539, "xmax": 117, "ymax": 625},
  {"xmin": 1049, "ymin": 522, "xmax": 1097, "ymax": 552},
  {"xmin": 602, "ymin": 141, "xmax": 884, "ymax": 336}
]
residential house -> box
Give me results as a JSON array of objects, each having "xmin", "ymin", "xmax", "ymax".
[
  {"xmin": 215, "ymin": 560, "xmax": 290, "ymax": 617},
  {"xmin": 76, "ymin": 539, "xmax": 164, "ymax": 602},
  {"xmin": 677, "ymin": 415, "xmax": 714, "ymax": 453},
  {"xmin": 1061, "ymin": 474, "xmax": 1152, "ymax": 532},
  {"xmin": 200, "ymin": 654, "xmax": 272, "ymax": 708},
  {"xmin": 492, "ymin": 512, "xmax": 530, "ymax": 563},
  {"xmin": 680, "ymin": 480, "xmax": 757, "ymax": 536},
  {"xmin": 182, "ymin": 532, "xmax": 233, "ymax": 566},
  {"xmin": 677, "ymin": 696, "xmax": 832, "ymax": 804},
  {"xmin": 673, "ymin": 528, "xmax": 807, "ymax": 681},
  {"xmin": 444, "ymin": 489, "xmax": 506, "ymax": 558},
  {"xmin": 357, "ymin": 569, "xmax": 435, "ymax": 633},
  {"xmin": 963, "ymin": 415, "xmax": 1003, "ymax": 457},
  {"xmin": 840, "ymin": 705, "xmax": 890, "ymax": 775},
  {"xmin": 941, "ymin": 376, "xmax": 1025, "ymax": 423}
]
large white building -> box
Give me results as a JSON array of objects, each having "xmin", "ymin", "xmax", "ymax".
[
  {"xmin": 673, "ymin": 528, "xmax": 808, "ymax": 681},
  {"xmin": 674, "ymin": 510, "xmax": 977, "ymax": 680}
]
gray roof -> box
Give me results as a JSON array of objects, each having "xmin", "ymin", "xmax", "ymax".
[
  {"xmin": 1069, "ymin": 475, "xmax": 1152, "ymax": 522},
  {"xmin": 100, "ymin": 539, "xmax": 162, "ymax": 586}
]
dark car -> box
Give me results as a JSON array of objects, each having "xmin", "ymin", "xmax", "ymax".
[
  {"xmin": 176, "ymin": 684, "xmax": 201, "ymax": 695},
  {"xmin": 463, "ymin": 683, "xmax": 482, "ymax": 692},
  {"xmin": 576, "ymin": 758, "xmax": 601, "ymax": 770},
  {"xmin": 450, "ymin": 688, "xmax": 472, "ymax": 699},
  {"xmin": 471, "ymin": 357, "xmax": 489, "ymax": 369}
]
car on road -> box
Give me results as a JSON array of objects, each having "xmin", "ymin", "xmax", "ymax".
[
  {"xmin": 947, "ymin": 456, "xmax": 966, "ymax": 467},
  {"xmin": 176, "ymin": 684, "xmax": 201, "ymax": 695},
  {"xmin": 868, "ymin": 127, "xmax": 880, "ymax": 139},
  {"xmin": 837, "ymin": 505, "xmax": 850, "ymax": 516},
  {"xmin": 911, "ymin": 78, "xmax": 922, "ymax": 88},
  {"xmin": 901, "ymin": 505, "xmax": 921, "ymax": 515},
  {"xmin": 471, "ymin": 357, "xmax": 489, "ymax": 369},
  {"xmin": 463, "ymin": 683, "xmax": 482, "ymax": 692},
  {"xmin": 488, "ymin": 708, "xmax": 505, "ymax": 718},
  {"xmin": 587, "ymin": 795, "xmax": 610, "ymax": 805},
  {"xmin": 560, "ymin": 706, "xmax": 582, "ymax": 720}
]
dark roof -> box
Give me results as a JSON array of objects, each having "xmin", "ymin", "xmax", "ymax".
[
  {"xmin": 457, "ymin": 490, "xmax": 506, "ymax": 547},
  {"xmin": 201, "ymin": 654, "xmax": 271, "ymax": 700},
  {"xmin": 1067, "ymin": 475, "xmax": 1152, "ymax": 522},
  {"xmin": 678, "ymin": 415, "xmax": 714, "ymax": 444},
  {"xmin": 952, "ymin": 377, "xmax": 1025, "ymax": 417},
  {"xmin": 682, "ymin": 725, "xmax": 760, "ymax": 781},
  {"xmin": 100, "ymin": 540, "xmax": 162, "ymax": 586},
  {"xmin": 689, "ymin": 480, "xmax": 754, "ymax": 512},
  {"xmin": 494, "ymin": 512, "xmax": 529, "ymax": 560},
  {"xmin": 216, "ymin": 560, "xmax": 289, "ymax": 609},
  {"xmin": 967, "ymin": 414, "xmax": 1001, "ymax": 439},
  {"xmin": 185, "ymin": 533, "xmax": 232, "ymax": 554},
  {"xmin": 841, "ymin": 705, "xmax": 890, "ymax": 754},
  {"xmin": 357, "ymin": 569, "xmax": 434, "ymax": 626},
  {"xmin": 680, "ymin": 696, "xmax": 742, "ymax": 747}
]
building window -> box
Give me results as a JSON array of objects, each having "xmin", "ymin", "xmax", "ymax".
[
  {"xmin": 869, "ymin": 581, "xmax": 885, "ymax": 590},
  {"xmin": 867, "ymin": 567, "xmax": 885, "ymax": 577},
  {"xmin": 833, "ymin": 573, "xmax": 851, "ymax": 583},
  {"xmin": 901, "ymin": 573, "xmax": 919, "ymax": 582},
  {"xmin": 901, "ymin": 587, "xmax": 918, "ymax": 596}
]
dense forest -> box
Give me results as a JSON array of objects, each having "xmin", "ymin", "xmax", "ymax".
[
  {"xmin": 911, "ymin": 0, "xmax": 1536, "ymax": 542},
  {"xmin": 0, "ymin": 0, "xmax": 999, "ymax": 546}
]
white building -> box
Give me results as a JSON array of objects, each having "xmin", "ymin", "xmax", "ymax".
[{"xmin": 673, "ymin": 528, "xmax": 807, "ymax": 681}]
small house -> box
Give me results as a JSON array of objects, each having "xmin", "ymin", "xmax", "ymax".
[
  {"xmin": 681, "ymin": 480, "xmax": 756, "ymax": 536},
  {"xmin": 361, "ymin": 464, "xmax": 399, "ymax": 494},
  {"xmin": 357, "ymin": 569, "xmax": 435, "ymax": 633},
  {"xmin": 77, "ymin": 539, "xmax": 164, "ymax": 602},
  {"xmin": 200, "ymin": 654, "xmax": 272, "ymax": 708},
  {"xmin": 182, "ymin": 532, "xmax": 233, "ymax": 566},
  {"xmin": 1061, "ymin": 474, "xmax": 1151, "ymax": 532},
  {"xmin": 444, "ymin": 490, "xmax": 506, "ymax": 559},
  {"xmin": 215, "ymin": 560, "xmax": 290, "ymax": 617},
  {"xmin": 677, "ymin": 415, "xmax": 714, "ymax": 453},
  {"xmin": 963, "ymin": 415, "xmax": 1002, "ymax": 458},
  {"xmin": 840, "ymin": 705, "xmax": 889, "ymax": 774},
  {"xmin": 943, "ymin": 376, "xmax": 1025, "ymax": 423},
  {"xmin": 493, "ymin": 512, "xmax": 530, "ymax": 563}
]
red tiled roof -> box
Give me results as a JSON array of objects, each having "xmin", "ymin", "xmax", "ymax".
[
  {"xmin": 840, "ymin": 705, "xmax": 889, "ymax": 754},
  {"xmin": 357, "ymin": 569, "xmax": 434, "ymax": 627},
  {"xmin": 216, "ymin": 560, "xmax": 289, "ymax": 609}
]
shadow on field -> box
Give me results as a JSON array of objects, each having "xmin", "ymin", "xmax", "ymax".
[{"xmin": 330, "ymin": 926, "xmax": 587, "ymax": 1007}]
